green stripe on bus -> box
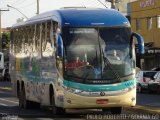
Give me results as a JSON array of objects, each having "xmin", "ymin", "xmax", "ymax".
[{"xmin": 63, "ymin": 79, "xmax": 135, "ymax": 92}]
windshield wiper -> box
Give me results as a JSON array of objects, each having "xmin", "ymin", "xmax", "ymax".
[
  {"xmin": 83, "ymin": 47, "xmax": 99, "ymax": 83},
  {"xmin": 101, "ymin": 49, "xmax": 121, "ymax": 82},
  {"xmin": 83, "ymin": 65, "xmax": 94, "ymax": 83}
]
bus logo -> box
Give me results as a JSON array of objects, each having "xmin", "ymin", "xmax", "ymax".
[{"xmin": 100, "ymin": 92, "xmax": 105, "ymax": 96}]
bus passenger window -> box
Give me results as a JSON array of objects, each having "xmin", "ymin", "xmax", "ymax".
[{"xmin": 42, "ymin": 23, "xmax": 47, "ymax": 52}]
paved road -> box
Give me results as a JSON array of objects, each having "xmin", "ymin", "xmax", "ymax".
[
  {"xmin": 0, "ymin": 82, "xmax": 160, "ymax": 120},
  {"xmin": 137, "ymin": 92, "xmax": 160, "ymax": 107},
  {"xmin": 1, "ymin": 82, "xmax": 160, "ymax": 108}
]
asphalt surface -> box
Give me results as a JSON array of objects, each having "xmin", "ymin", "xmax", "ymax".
[
  {"xmin": 137, "ymin": 93, "xmax": 160, "ymax": 107},
  {"xmin": 0, "ymin": 81, "xmax": 160, "ymax": 120},
  {"xmin": 125, "ymin": 91, "xmax": 160, "ymax": 115}
]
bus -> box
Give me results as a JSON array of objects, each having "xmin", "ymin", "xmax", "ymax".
[{"xmin": 10, "ymin": 8, "xmax": 144, "ymax": 114}]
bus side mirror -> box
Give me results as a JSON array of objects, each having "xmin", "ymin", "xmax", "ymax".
[
  {"xmin": 56, "ymin": 34, "xmax": 63, "ymax": 57},
  {"xmin": 131, "ymin": 32, "xmax": 144, "ymax": 54}
]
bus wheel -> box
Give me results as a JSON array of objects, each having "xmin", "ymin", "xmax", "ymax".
[
  {"xmin": 102, "ymin": 108, "xmax": 110, "ymax": 113},
  {"xmin": 110, "ymin": 107, "xmax": 122, "ymax": 114},
  {"xmin": 19, "ymin": 89, "xmax": 23, "ymax": 109},
  {"xmin": 51, "ymin": 92, "xmax": 65, "ymax": 115},
  {"xmin": 19, "ymin": 86, "xmax": 30, "ymax": 109}
]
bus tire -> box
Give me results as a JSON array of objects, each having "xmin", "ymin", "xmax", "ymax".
[
  {"xmin": 31, "ymin": 102, "xmax": 40, "ymax": 109},
  {"xmin": 110, "ymin": 107, "xmax": 122, "ymax": 114},
  {"xmin": 17, "ymin": 81, "xmax": 20, "ymax": 98},
  {"xmin": 102, "ymin": 108, "xmax": 110, "ymax": 113},
  {"xmin": 19, "ymin": 85, "xmax": 30, "ymax": 109},
  {"xmin": 19, "ymin": 89, "xmax": 23, "ymax": 109},
  {"xmin": 51, "ymin": 91, "xmax": 65, "ymax": 115}
]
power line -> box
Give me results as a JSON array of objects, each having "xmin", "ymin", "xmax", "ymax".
[
  {"xmin": 8, "ymin": 0, "xmax": 39, "ymax": 16},
  {"xmin": 97, "ymin": 0, "xmax": 108, "ymax": 8},
  {"xmin": 7, "ymin": 5, "xmax": 28, "ymax": 19},
  {"xmin": 84, "ymin": 0, "xmax": 107, "ymax": 8}
]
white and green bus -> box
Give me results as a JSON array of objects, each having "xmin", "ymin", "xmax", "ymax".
[{"xmin": 10, "ymin": 8, "xmax": 144, "ymax": 114}]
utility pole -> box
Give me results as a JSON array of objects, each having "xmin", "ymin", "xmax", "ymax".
[
  {"xmin": 111, "ymin": 0, "xmax": 116, "ymax": 9},
  {"xmin": 106, "ymin": 0, "xmax": 117, "ymax": 9},
  {"xmin": 97, "ymin": 0, "xmax": 108, "ymax": 8},
  {"xmin": 36, "ymin": 0, "xmax": 39, "ymax": 15},
  {"xmin": 0, "ymin": 9, "xmax": 9, "ymax": 52}
]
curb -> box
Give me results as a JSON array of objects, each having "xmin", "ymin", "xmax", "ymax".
[{"xmin": 124, "ymin": 105, "xmax": 160, "ymax": 114}]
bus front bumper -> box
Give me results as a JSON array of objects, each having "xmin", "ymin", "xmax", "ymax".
[{"xmin": 63, "ymin": 88, "xmax": 136, "ymax": 109}]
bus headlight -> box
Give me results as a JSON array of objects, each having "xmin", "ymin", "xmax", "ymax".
[
  {"xmin": 66, "ymin": 87, "xmax": 83, "ymax": 94},
  {"xmin": 74, "ymin": 89, "xmax": 83, "ymax": 94}
]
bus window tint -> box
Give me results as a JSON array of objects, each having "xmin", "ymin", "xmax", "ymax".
[
  {"xmin": 99, "ymin": 27, "xmax": 132, "ymax": 79},
  {"xmin": 64, "ymin": 28, "xmax": 101, "ymax": 79},
  {"xmin": 63, "ymin": 27, "xmax": 133, "ymax": 82}
]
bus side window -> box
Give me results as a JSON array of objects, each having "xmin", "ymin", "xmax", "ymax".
[
  {"xmin": 42, "ymin": 23, "xmax": 47, "ymax": 52},
  {"xmin": 32, "ymin": 24, "xmax": 36, "ymax": 53},
  {"xmin": 22, "ymin": 27, "xmax": 26, "ymax": 53},
  {"xmin": 47, "ymin": 22, "xmax": 51, "ymax": 42},
  {"xmin": 35, "ymin": 24, "xmax": 41, "ymax": 52}
]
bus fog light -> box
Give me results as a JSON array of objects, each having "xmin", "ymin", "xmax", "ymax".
[
  {"xmin": 131, "ymin": 97, "xmax": 135, "ymax": 101},
  {"xmin": 67, "ymin": 100, "xmax": 71, "ymax": 103},
  {"xmin": 74, "ymin": 89, "xmax": 82, "ymax": 94}
]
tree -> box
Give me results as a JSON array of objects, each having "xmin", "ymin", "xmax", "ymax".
[
  {"xmin": 1, "ymin": 32, "xmax": 10, "ymax": 64},
  {"xmin": 2, "ymin": 32, "xmax": 10, "ymax": 50}
]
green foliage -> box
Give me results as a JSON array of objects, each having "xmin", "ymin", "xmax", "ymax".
[
  {"xmin": 2, "ymin": 32, "xmax": 10, "ymax": 39},
  {"xmin": 2, "ymin": 32, "xmax": 10, "ymax": 50}
]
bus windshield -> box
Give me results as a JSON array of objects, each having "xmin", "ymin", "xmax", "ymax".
[{"xmin": 63, "ymin": 27, "xmax": 133, "ymax": 83}]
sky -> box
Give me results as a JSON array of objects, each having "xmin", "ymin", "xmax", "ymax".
[{"xmin": 0, "ymin": 0, "xmax": 111, "ymax": 28}]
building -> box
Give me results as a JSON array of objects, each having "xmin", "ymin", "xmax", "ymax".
[
  {"xmin": 110, "ymin": 0, "xmax": 137, "ymax": 22},
  {"xmin": 130, "ymin": 0, "xmax": 160, "ymax": 70},
  {"xmin": 114, "ymin": 0, "xmax": 136, "ymax": 16},
  {"xmin": 1, "ymin": 27, "xmax": 10, "ymax": 33}
]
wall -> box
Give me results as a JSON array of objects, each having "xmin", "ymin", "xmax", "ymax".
[{"xmin": 130, "ymin": 0, "xmax": 160, "ymax": 48}]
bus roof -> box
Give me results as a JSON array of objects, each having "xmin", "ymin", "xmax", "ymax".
[{"xmin": 12, "ymin": 8, "xmax": 130, "ymax": 28}]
